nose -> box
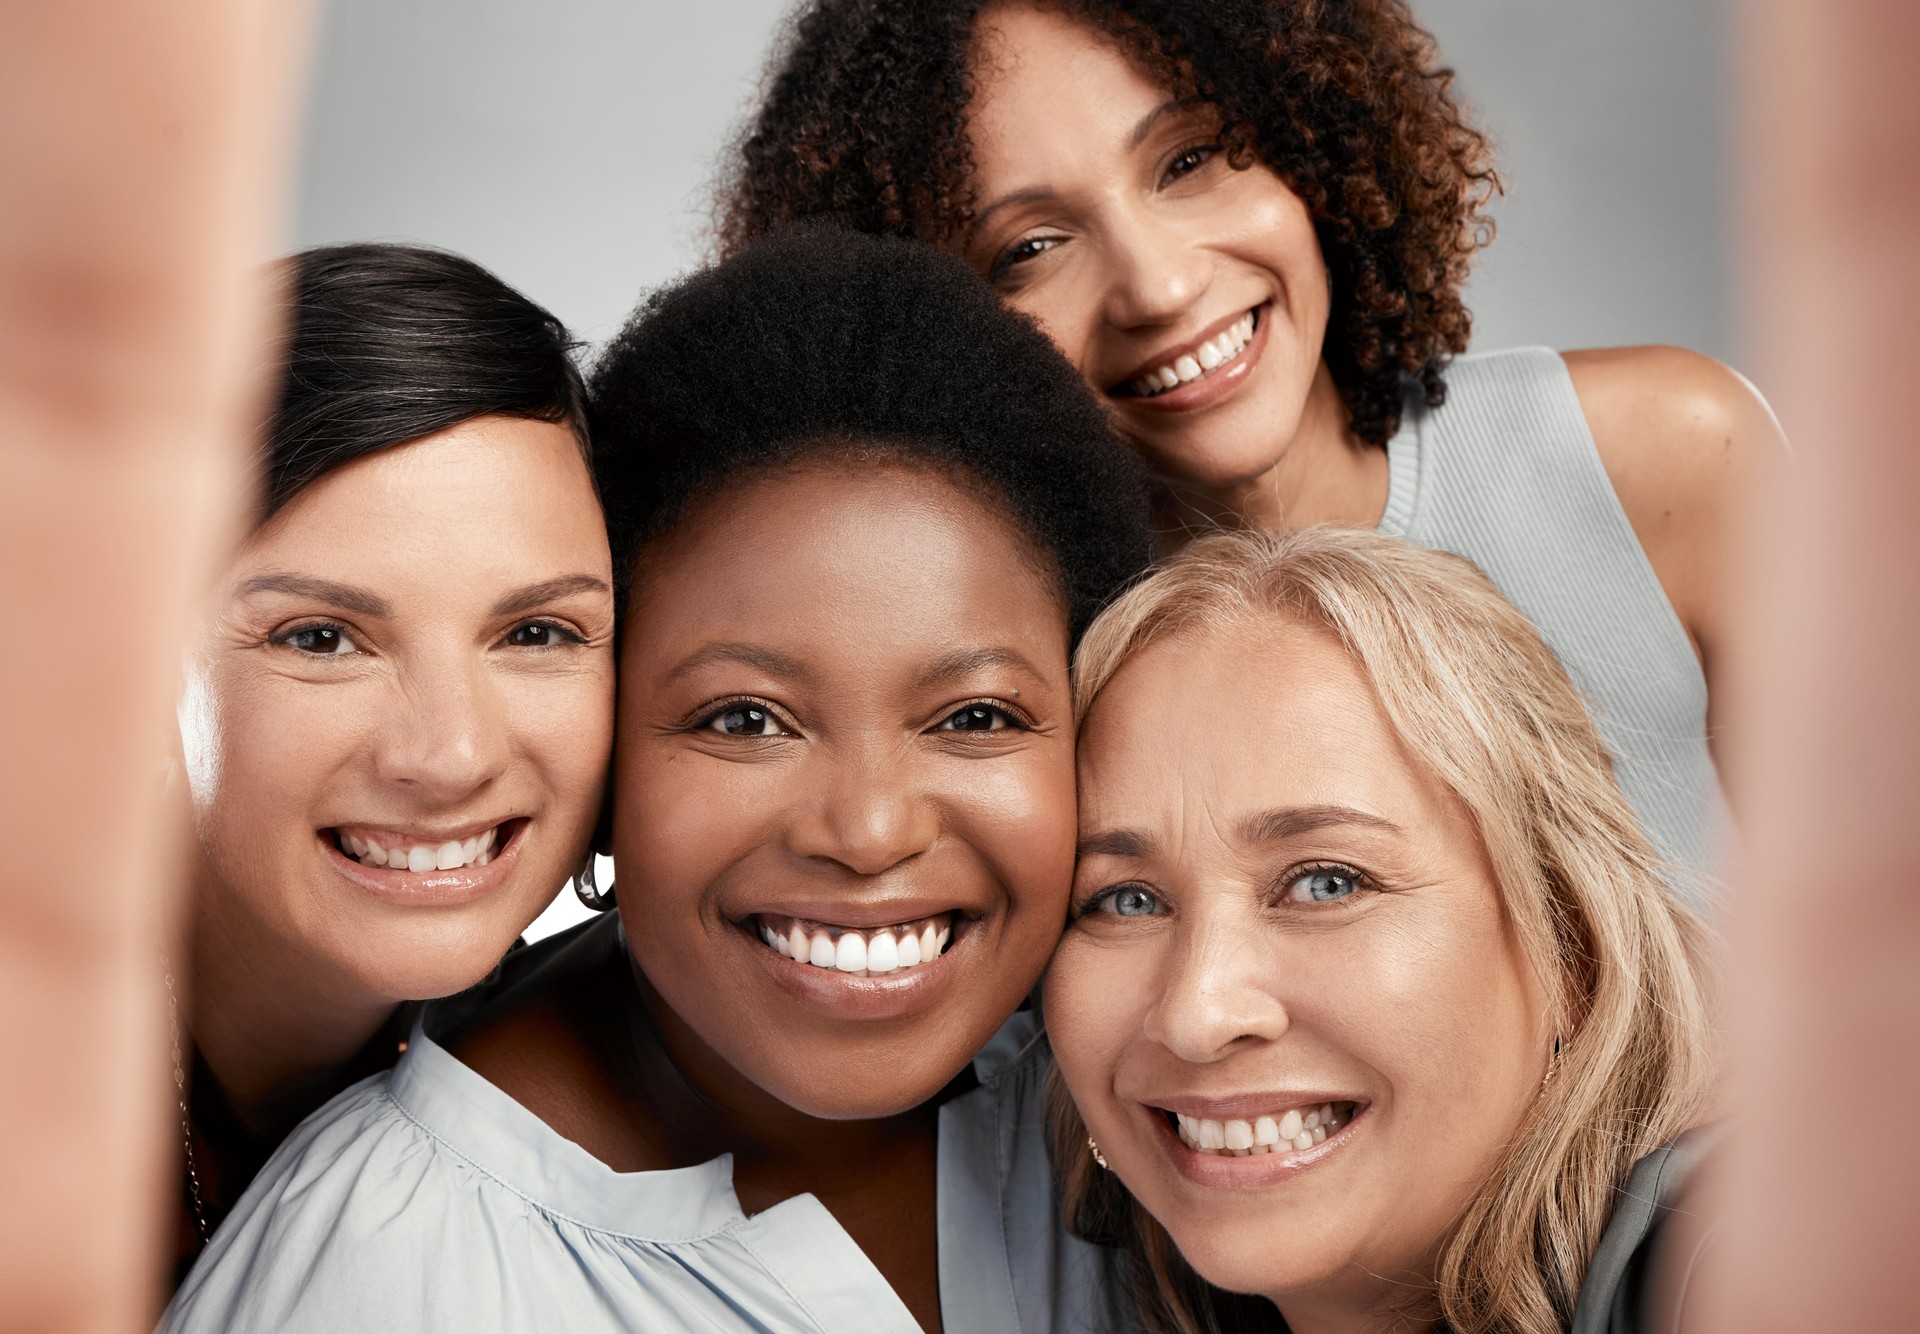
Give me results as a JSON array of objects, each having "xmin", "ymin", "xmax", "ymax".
[
  {"xmin": 372, "ymin": 652, "xmax": 509, "ymax": 803},
  {"xmin": 786, "ymin": 742, "xmax": 939, "ymax": 877},
  {"xmin": 1098, "ymin": 206, "xmax": 1214, "ymax": 332},
  {"xmin": 1142, "ymin": 899, "xmax": 1290, "ymax": 1063}
]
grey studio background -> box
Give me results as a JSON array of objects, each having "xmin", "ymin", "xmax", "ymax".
[{"xmin": 292, "ymin": 0, "xmax": 1730, "ymax": 941}]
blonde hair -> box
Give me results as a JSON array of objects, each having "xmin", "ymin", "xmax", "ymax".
[{"xmin": 1050, "ymin": 527, "xmax": 1718, "ymax": 1334}]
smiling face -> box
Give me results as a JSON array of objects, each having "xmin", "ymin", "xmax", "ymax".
[
  {"xmin": 960, "ymin": 4, "xmax": 1331, "ymax": 490},
  {"xmin": 613, "ymin": 457, "xmax": 1075, "ymax": 1121},
  {"xmin": 181, "ymin": 416, "xmax": 615, "ymax": 1003},
  {"xmin": 1044, "ymin": 616, "xmax": 1549, "ymax": 1314}
]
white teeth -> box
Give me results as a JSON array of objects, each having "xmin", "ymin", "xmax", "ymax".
[
  {"xmin": 764, "ymin": 914, "xmax": 954, "ymax": 977},
  {"xmin": 833, "ymin": 933, "xmax": 867, "ymax": 973},
  {"xmin": 340, "ymin": 826, "xmax": 502, "ymax": 873},
  {"xmin": 1175, "ymin": 1102, "xmax": 1353, "ymax": 1157},
  {"xmin": 1129, "ymin": 311, "xmax": 1260, "ymax": 398}
]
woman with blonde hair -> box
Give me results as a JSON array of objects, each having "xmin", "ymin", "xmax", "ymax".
[{"xmin": 1044, "ymin": 526, "xmax": 1718, "ymax": 1333}]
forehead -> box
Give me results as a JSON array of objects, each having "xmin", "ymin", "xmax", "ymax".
[
  {"xmin": 235, "ymin": 417, "xmax": 606, "ymax": 592},
  {"xmin": 1077, "ymin": 618, "xmax": 1445, "ymax": 833},
  {"xmin": 623, "ymin": 460, "xmax": 1068, "ymax": 671},
  {"xmin": 969, "ymin": 5, "xmax": 1172, "ymax": 169}
]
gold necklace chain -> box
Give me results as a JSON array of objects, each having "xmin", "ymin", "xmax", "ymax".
[{"xmin": 163, "ymin": 959, "xmax": 212, "ymax": 1244}]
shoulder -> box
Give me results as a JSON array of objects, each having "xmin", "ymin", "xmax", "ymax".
[
  {"xmin": 162, "ymin": 1076, "xmax": 430, "ymax": 1331},
  {"xmin": 1560, "ymin": 346, "xmax": 1785, "ymax": 654}
]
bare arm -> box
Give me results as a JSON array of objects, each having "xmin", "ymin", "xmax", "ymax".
[
  {"xmin": 0, "ymin": 1, "xmax": 307, "ymax": 1328},
  {"xmin": 1564, "ymin": 343, "xmax": 1787, "ymax": 785},
  {"xmin": 1687, "ymin": 0, "xmax": 1920, "ymax": 1327}
]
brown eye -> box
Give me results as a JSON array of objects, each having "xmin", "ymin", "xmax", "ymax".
[
  {"xmin": 279, "ymin": 624, "xmax": 357, "ymax": 656},
  {"xmin": 505, "ymin": 621, "xmax": 576, "ymax": 648},
  {"xmin": 702, "ymin": 704, "xmax": 787, "ymax": 737},
  {"xmin": 938, "ymin": 705, "xmax": 1017, "ymax": 733}
]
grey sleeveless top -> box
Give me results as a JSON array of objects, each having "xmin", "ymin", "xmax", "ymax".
[{"xmin": 1378, "ymin": 347, "xmax": 1725, "ymax": 890}]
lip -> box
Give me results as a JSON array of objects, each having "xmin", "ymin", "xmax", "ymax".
[
  {"xmin": 321, "ymin": 816, "xmax": 529, "ymax": 908},
  {"xmin": 1144, "ymin": 1097, "xmax": 1368, "ymax": 1189},
  {"xmin": 736, "ymin": 894, "xmax": 974, "ymax": 933},
  {"xmin": 738, "ymin": 912, "xmax": 972, "ymax": 1021},
  {"xmin": 1149, "ymin": 1090, "xmax": 1360, "ymax": 1121},
  {"xmin": 1107, "ymin": 303, "xmax": 1270, "ymax": 417}
]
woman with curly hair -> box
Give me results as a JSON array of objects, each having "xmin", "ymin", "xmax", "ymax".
[{"xmin": 719, "ymin": 0, "xmax": 1784, "ymax": 881}]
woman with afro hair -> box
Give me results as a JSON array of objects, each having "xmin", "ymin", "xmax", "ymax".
[
  {"xmin": 162, "ymin": 230, "xmax": 1154, "ymax": 1334},
  {"xmin": 718, "ymin": 0, "xmax": 1785, "ymax": 884}
]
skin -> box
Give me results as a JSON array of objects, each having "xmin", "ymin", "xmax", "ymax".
[
  {"xmin": 181, "ymin": 415, "xmax": 614, "ymax": 1135},
  {"xmin": 962, "ymin": 3, "xmax": 1782, "ymax": 759},
  {"xmin": 1046, "ymin": 619, "xmax": 1549, "ymax": 1334},
  {"xmin": 462, "ymin": 458, "xmax": 1077, "ymax": 1334}
]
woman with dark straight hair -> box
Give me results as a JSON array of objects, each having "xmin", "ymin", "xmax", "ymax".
[
  {"xmin": 167, "ymin": 242, "xmax": 615, "ymax": 1287},
  {"xmin": 163, "ymin": 229, "xmax": 1155, "ymax": 1334}
]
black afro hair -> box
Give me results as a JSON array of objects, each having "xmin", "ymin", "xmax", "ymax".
[{"xmin": 588, "ymin": 228, "xmax": 1154, "ymax": 644}]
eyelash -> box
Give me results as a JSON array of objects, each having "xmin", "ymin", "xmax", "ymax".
[
  {"xmin": 269, "ymin": 618, "xmax": 587, "ymax": 659},
  {"xmin": 936, "ymin": 699, "xmax": 1034, "ymax": 734},
  {"xmin": 1277, "ymin": 861, "xmax": 1376, "ymax": 906},
  {"xmin": 271, "ymin": 621, "xmax": 357, "ymax": 657},
  {"xmin": 1161, "ymin": 141, "xmax": 1223, "ymax": 187},
  {"xmin": 985, "ymin": 139, "xmax": 1227, "ymax": 282}
]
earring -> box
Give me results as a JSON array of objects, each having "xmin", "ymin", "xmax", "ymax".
[
  {"xmin": 1540, "ymin": 1035, "xmax": 1564, "ymax": 1094},
  {"xmin": 574, "ymin": 854, "xmax": 615, "ymax": 912},
  {"xmin": 1087, "ymin": 1136, "xmax": 1110, "ymax": 1171}
]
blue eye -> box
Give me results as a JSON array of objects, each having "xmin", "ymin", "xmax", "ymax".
[
  {"xmin": 1090, "ymin": 883, "xmax": 1164, "ymax": 918},
  {"xmin": 1284, "ymin": 865, "xmax": 1365, "ymax": 904},
  {"xmin": 701, "ymin": 703, "xmax": 788, "ymax": 737},
  {"xmin": 278, "ymin": 624, "xmax": 357, "ymax": 656}
]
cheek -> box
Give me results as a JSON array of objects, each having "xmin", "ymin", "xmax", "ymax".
[
  {"xmin": 1042, "ymin": 934, "xmax": 1144, "ymax": 1104},
  {"xmin": 952, "ymin": 750, "xmax": 1078, "ymax": 918},
  {"xmin": 609, "ymin": 732, "xmax": 779, "ymax": 923},
  {"xmin": 192, "ymin": 671, "xmax": 365, "ymax": 844},
  {"xmin": 504, "ymin": 667, "xmax": 615, "ymax": 797}
]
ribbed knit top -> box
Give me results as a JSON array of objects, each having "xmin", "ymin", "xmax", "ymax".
[{"xmin": 1377, "ymin": 347, "xmax": 1724, "ymax": 888}]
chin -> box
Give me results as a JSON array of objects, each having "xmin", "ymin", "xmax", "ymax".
[{"xmin": 1132, "ymin": 430, "xmax": 1292, "ymax": 492}]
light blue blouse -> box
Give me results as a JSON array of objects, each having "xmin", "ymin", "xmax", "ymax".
[{"xmin": 160, "ymin": 1005, "xmax": 1116, "ymax": 1333}]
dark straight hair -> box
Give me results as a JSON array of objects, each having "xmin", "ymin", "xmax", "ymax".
[{"xmin": 259, "ymin": 242, "xmax": 590, "ymax": 522}]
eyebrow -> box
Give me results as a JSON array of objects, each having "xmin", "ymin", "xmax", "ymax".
[
  {"xmin": 235, "ymin": 573, "xmax": 391, "ymax": 619},
  {"xmin": 664, "ymin": 641, "xmax": 815, "ymax": 685},
  {"xmin": 911, "ymin": 645, "xmax": 1050, "ymax": 692},
  {"xmin": 489, "ymin": 573, "xmax": 611, "ymax": 619},
  {"xmin": 968, "ymin": 95, "xmax": 1211, "ymax": 240},
  {"xmin": 1238, "ymin": 805, "xmax": 1402, "ymax": 844},
  {"xmin": 1077, "ymin": 828, "xmax": 1156, "ymax": 860},
  {"xmin": 1076, "ymin": 805, "xmax": 1401, "ymax": 862},
  {"xmin": 1128, "ymin": 94, "xmax": 1206, "ymax": 150}
]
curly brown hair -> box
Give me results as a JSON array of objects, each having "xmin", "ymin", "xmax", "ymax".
[{"xmin": 717, "ymin": 0, "xmax": 1499, "ymax": 447}]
